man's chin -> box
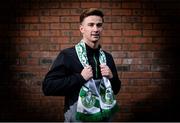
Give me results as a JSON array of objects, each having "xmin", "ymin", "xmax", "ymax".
[
  {"xmin": 92, "ymin": 37, "xmax": 100, "ymax": 42},
  {"xmin": 91, "ymin": 40, "xmax": 99, "ymax": 43}
]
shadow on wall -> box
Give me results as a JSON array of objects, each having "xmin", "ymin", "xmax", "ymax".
[
  {"xmin": 130, "ymin": 1, "xmax": 180, "ymax": 121},
  {"xmin": 0, "ymin": 1, "xmax": 17, "ymax": 120},
  {"xmin": 0, "ymin": 1, "xmax": 63, "ymax": 121}
]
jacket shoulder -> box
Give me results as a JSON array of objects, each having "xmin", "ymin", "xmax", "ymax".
[
  {"xmin": 56, "ymin": 46, "xmax": 76, "ymax": 59},
  {"xmin": 60, "ymin": 46, "xmax": 75, "ymax": 55}
]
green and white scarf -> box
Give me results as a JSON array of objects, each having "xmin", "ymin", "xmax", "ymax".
[{"xmin": 75, "ymin": 40, "xmax": 119, "ymax": 121}]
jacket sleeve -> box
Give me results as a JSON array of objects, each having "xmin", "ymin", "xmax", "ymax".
[
  {"xmin": 42, "ymin": 50, "xmax": 86, "ymax": 96},
  {"xmin": 106, "ymin": 53, "xmax": 121, "ymax": 95}
]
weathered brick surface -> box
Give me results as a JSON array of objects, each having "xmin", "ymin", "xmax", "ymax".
[{"xmin": 0, "ymin": 0, "xmax": 180, "ymax": 121}]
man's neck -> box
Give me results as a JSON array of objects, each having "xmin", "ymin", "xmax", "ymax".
[{"xmin": 82, "ymin": 39, "xmax": 99, "ymax": 49}]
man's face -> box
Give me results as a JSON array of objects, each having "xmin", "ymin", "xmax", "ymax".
[{"xmin": 80, "ymin": 15, "xmax": 103, "ymax": 43}]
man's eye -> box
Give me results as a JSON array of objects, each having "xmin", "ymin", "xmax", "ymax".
[
  {"xmin": 88, "ymin": 23, "xmax": 94, "ymax": 27},
  {"xmin": 97, "ymin": 23, "xmax": 102, "ymax": 27}
]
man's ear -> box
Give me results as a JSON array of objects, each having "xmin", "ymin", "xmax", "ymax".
[{"xmin": 79, "ymin": 24, "xmax": 84, "ymax": 34}]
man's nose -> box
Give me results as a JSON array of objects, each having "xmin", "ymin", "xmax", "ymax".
[{"xmin": 93, "ymin": 25, "xmax": 98, "ymax": 31}]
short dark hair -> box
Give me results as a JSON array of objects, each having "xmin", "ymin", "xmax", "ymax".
[{"xmin": 80, "ymin": 8, "xmax": 104, "ymax": 24}]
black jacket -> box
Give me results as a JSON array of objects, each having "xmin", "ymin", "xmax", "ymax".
[{"xmin": 42, "ymin": 44, "xmax": 121, "ymax": 112}]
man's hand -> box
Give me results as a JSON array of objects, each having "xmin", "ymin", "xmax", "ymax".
[
  {"xmin": 81, "ymin": 65, "xmax": 93, "ymax": 81},
  {"xmin": 100, "ymin": 64, "xmax": 113, "ymax": 79}
]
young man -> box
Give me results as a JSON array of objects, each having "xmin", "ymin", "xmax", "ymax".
[{"xmin": 42, "ymin": 8, "xmax": 121, "ymax": 122}]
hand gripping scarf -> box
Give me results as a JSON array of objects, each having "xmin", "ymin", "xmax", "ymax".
[{"xmin": 75, "ymin": 41, "xmax": 119, "ymax": 121}]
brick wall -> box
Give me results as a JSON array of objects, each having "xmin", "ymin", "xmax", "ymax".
[{"xmin": 0, "ymin": 0, "xmax": 180, "ymax": 121}]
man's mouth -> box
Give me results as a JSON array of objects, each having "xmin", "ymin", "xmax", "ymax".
[{"xmin": 91, "ymin": 34, "xmax": 99, "ymax": 37}]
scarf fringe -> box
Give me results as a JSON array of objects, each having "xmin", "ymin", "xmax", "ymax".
[{"xmin": 76, "ymin": 103, "xmax": 120, "ymax": 122}]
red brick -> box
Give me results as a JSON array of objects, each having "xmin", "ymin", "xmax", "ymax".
[
  {"xmin": 133, "ymin": 37, "xmax": 152, "ymax": 43},
  {"xmin": 130, "ymin": 65, "xmax": 151, "ymax": 71},
  {"xmin": 122, "ymin": 58, "xmax": 152, "ymax": 65},
  {"xmin": 60, "ymin": 44, "xmax": 74, "ymax": 50},
  {"xmin": 133, "ymin": 23, "xmax": 152, "ymax": 29},
  {"xmin": 122, "ymin": 30, "xmax": 142, "ymax": 36},
  {"xmin": 122, "ymin": 79, "xmax": 151, "ymax": 86},
  {"xmin": 61, "ymin": 2, "xmax": 80, "ymax": 8},
  {"xmin": 50, "ymin": 9, "xmax": 70, "ymax": 16},
  {"xmin": 101, "ymin": 37, "xmax": 112, "ymax": 43},
  {"xmin": 151, "ymin": 65, "xmax": 170, "ymax": 72},
  {"xmin": 103, "ymin": 23, "xmax": 111, "ymax": 29},
  {"xmin": 122, "ymin": 58, "xmax": 133, "ymax": 64},
  {"xmin": 122, "ymin": 16, "xmax": 142, "ymax": 23},
  {"xmin": 18, "ymin": 16, "xmax": 39, "ymax": 23},
  {"xmin": 131, "ymin": 93, "xmax": 151, "ymax": 101},
  {"xmin": 141, "ymin": 44, "xmax": 159, "ymax": 51},
  {"xmin": 102, "ymin": 30, "xmax": 122, "ymax": 36},
  {"xmin": 50, "ymin": 23, "xmax": 70, "ymax": 29},
  {"xmin": 39, "ymin": 44, "xmax": 60, "ymax": 51},
  {"xmin": 70, "ymin": 23, "xmax": 79, "ymax": 30},
  {"xmin": 61, "ymin": 30, "xmax": 80, "ymax": 36},
  {"xmin": 122, "ymin": 72, "xmax": 152, "ymax": 79},
  {"xmin": 29, "ymin": 24, "xmax": 50, "ymax": 30},
  {"xmin": 152, "ymin": 51, "xmax": 162, "ymax": 58},
  {"xmin": 112, "ymin": 9, "xmax": 132, "ymax": 15},
  {"xmin": 122, "ymin": 2, "xmax": 141, "ymax": 9},
  {"xmin": 133, "ymin": 9, "xmax": 157, "ymax": 16},
  {"xmin": 133, "ymin": 9, "xmax": 145, "ymax": 15},
  {"xmin": 118, "ymin": 93, "xmax": 132, "ymax": 99},
  {"xmin": 101, "ymin": 2, "xmax": 121, "ymax": 8},
  {"xmin": 12, "ymin": 37, "xmax": 29, "ymax": 44},
  {"xmin": 111, "ymin": 51, "xmax": 127, "ymax": 58},
  {"xmin": 142, "ymin": 58, "xmax": 153, "ymax": 65},
  {"xmin": 127, "ymin": 51, "xmax": 153, "ymax": 58},
  {"xmin": 31, "ymin": 51, "xmax": 50, "ymax": 58},
  {"xmin": 81, "ymin": 2, "xmax": 101, "ymax": 8},
  {"xmin": 49, "ymin": 44, "xmax": 60, "ymax": 51},
  {"xmin": 29, "ymin": 37, "xmax": 49, "ymax": 44},
  {"xmin": 50, "ymin": 37, "xmax": 70, "ymax": 44},
  {"xmin": 101, "ymin": 9, "xmax": 111, "ymax": 16},
  {"xmin": 143, "ymin": 16, "xmax": 159, "ymax": 23},
  {"xmin": 153, "ymin": 24, "xmax": 169, "ymax": 29},
  {"xmin": 143, "ymin": 30, "xmax": 162, "ymax": 37},
  {"xmin": 18, "ymin": 44, "xmax": 39, "ymax": 51},
  {"xmin": 70, "ymin": 8, "xmax": 83, "ymax": 15},
  {"xmin": 39, "ymin": 44, "xmax": 50, "ymax": 51},
  {"xmin": 20, "ymin": 31, "xmax": 39, "ymax": 37},
  {"xmin": 40, "ymin": 30, "xmax": 60, "ymax": 36},
  {"xmin": 102, "ymin": 44, "xmax": 121, "ymax": 51},
  {"xmin": 39, "ymin": 9, "xmax": 50, "ymax": 16},
  {"xmin": 152, "ymin": 72, "xmax": 163, "ymax": 78},
  {"xmin": 114, "ymin": 58, "xmax": 122, "ymax": 65},
  {"xmin": 26, "ymin": 58, "xmax": 39, "ymax": 65},
  {"xmin": 113, "ymin": 37, "xmax": 131, "ymax": 44},
  {"xmin": 112, "ymin": 23, "xmax": 132, "ymax": 29},
  {"xmin": 40, "ymin": 2, "xmax": 59, "ymax": 8},
  {"xmin": 60, "ymin": 16, "xmax": 79, "ymax": 22},
  {"xmin": 40, "ymin": 16, "xmax": 59, "ymax": 23},
  {"xmin": 105, "ymin": 16, "xmax": 121, "ymax": 23},
  {"xmin": 70, "ymin": 37, "xmax": 81, "ymax": 44},
  {"xmin": 48, "ymin": 51, "xmax": 59, "ymax": 58},
  {"xmin": 18, "ymin": 51, "xmax": 32, "ymax": 57}
]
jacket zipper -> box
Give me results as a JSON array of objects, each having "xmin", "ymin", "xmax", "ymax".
[
  {"xmin": 93, "ymin": 54, "xmax": 103, "ymax": 116},
  {"xmin": 93, "ymin": 53, "xmax": 98, "ymax": 78}
]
